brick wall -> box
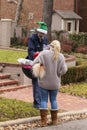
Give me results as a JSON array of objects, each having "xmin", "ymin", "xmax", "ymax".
[
  {"xmin": 0, "ymin": 0, "xmax": 75, "ymax": 30},
  {"xmin": 54, "ymin": 0, "xmax": 74, "ymax": 10},
  {"xmin": 1, "ymin": 0, "xmax": 16, "ymax": 19}
]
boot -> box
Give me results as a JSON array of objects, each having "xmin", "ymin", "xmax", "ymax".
[
  {"xmin": 40, "ymin": 109, "xmax": 48, "ymax": 127},
  {"xmin": 50, "ymin": 110, "xmax": 58, "ymax": 125}
]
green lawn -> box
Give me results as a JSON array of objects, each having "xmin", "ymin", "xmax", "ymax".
[
  {"xmin": 59, "ymin": 52, "xmax": 87, "ymax": 98},
  {"xmin": 0, "ymin": 49, "xmax": 27, "ymax": 64},
  {"xmin": 0, "ymin": 97, "xmax": 39, "ymax": 122},
  {"xmin": 0, "ymin": 49, "xmax": 37, "ymax": 122},
  {"xmin": 59, "ymin": 82, "xmax": 87, "ymax": 98}
]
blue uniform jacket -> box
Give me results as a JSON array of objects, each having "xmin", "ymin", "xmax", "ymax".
[{"xmin": 28, "ymin": 33, "xmax": 48, "ymax": 60}]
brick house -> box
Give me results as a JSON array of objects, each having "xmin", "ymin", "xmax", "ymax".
[{"xmin": 0, "ymin": 0, "xmax": 87, "ymax": 32}]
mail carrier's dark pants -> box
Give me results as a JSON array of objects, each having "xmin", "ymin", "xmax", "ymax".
[
  {"xmin": 22, "ymin": 66, "xmax": 41, "ymax": 108},
  {"xmin": 32, "ymin": 78, "xmax": 41, "ymax": 108}
]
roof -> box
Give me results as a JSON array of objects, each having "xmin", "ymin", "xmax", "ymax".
[{"xmin": 54, "ymin": 10, "xmax": 82, "ymax": 20}]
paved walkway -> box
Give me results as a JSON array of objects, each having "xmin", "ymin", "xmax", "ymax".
[{"xmin": 0, "ymin": 86, "xmax": 87, "ymax": 111}]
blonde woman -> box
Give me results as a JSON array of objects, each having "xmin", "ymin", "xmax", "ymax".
[{"xmin": 33, "ymin": 40, "xmax": 68, "ymax": 126}]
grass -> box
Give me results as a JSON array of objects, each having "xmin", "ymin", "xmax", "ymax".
[
  {"xmin": 0, "ymin": 49, "xmax": 27, "ymax": 64},
  {"xmin": 0, "ymin": 97, "xmax": 64, "ymax": 122},
  {"xmin": 0, "ymin": 49, "xmax": 87, "ymax": 64},
  {"xmin": 71, "ymin": 52, "xmax": 87, "ymax": 65},
  {"xmin": 60, "ymin": 52, "xmax": 87, "ymax": 98},
  {"xmin": 0, "ymin": 97, "xmax": 40, "ymax": 122},
  {"xmin": 59, "ymin": 82, "xmax": 87, "ymax": 98},
  {"xmin": 1, "ymin": 82, "xmax": 87, "ymax": 122},
  {"xmin": 0, "ymin": 48, "xmax": 39, "ymax": 122}
]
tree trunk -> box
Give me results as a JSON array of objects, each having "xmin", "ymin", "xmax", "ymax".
[
  {"xmin": 43, "ymin": 0, "xmax": 53, "ymax": 42},
  {"xmin": 15, "ymin": 0, "xmax": 24, "ymax": 25}
]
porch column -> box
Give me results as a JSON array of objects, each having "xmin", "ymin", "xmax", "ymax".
[
  {"xmin": 61, "ymin": 19, "xmax": 65, "ymax": 30},
  {"xmin": 76, "ymin": 20, "xmax": 79, "ymax": 33},
  {"xmin": 0, "ymin": 19, "xmax": 12, "ymax": 47}
]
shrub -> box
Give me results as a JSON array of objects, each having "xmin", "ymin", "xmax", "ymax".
[
  {"xmin": 68, "ymin": 32, "xmax": 87, "ymax": 45},
  {"xmin": 61, "ymin": 43, "xmax": 72, "ymax": 52},
  {"xmin": 53, "ymin": 31, "xmax": 87, "ymax": 53},
  {"xmin": 62, "ymin": 65, "xmax": 87, "ymax": 84},
  {"xmin": 11, "ymin": 37, "xmax": 28, "ymax": 47}
]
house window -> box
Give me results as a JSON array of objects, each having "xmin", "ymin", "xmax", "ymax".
[
  {"xmin": 67, "ymin": 22, "xmax": 71, "ymax": 31},
  {"xmin": 66, "ymin": 21, "xmax": 72, "ymax": 32}
]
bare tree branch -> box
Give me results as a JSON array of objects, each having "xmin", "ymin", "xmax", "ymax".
[
  {"xmin": 15, "ymin": 0, "xmax": 24, "ymax": 25},
  {"xmin": 7, "ymin": 0, "xmax": 17, "ymax": 4},
  {"xmin": 7, "ymin": 0, "xmax": 24, "ymax": 25}
]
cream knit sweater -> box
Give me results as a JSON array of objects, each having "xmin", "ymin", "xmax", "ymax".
[{"xmin": 33, "ymin": 49, "xmax": 68, "ymax": 90}]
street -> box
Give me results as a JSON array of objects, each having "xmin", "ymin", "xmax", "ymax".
[{"xmin": 33, "ymin": 118, "xmax": 87, "ymax": 130}]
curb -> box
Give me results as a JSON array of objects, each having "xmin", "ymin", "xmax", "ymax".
[
  {"xmin": 0, "ymin": 109, "xmax": 87, "ymax": 127},
  {"xmin": 0, "ymin": 85, "xmax": 31, "ymax": 93}
]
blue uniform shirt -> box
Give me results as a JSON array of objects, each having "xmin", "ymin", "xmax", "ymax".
[{"xmin": 28, "ymin": 33, "xmax": 48, "ymax": 60}]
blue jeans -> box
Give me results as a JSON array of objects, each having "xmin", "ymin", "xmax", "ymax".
[
  {"xmin": 40, "ymin": 87, "xmax": 58, "ymax": 110},
  {"xmin": 32, "ymin": 78, "xmax": 41, "ymax": 108}
]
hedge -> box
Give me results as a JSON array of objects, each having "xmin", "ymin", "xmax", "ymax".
[{"xmin": 61, "ymin": 65, "xmax": 87, "ymax": 84}]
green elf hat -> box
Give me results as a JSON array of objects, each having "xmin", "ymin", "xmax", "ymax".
[{"xmin": 37, "ymin": 21, "xmax": 48, "ymax": 34}]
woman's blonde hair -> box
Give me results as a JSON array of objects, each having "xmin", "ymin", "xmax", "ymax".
[{"xmin": 50, "ymin": 40, "xmax": 61, "ymax": 60}]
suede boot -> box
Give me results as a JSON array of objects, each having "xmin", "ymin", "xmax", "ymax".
[
  {"xmin": 50, "ymin": 110, "xmax": 58, "ymax": 125},
  {"xmin": 40, "ymin": 109, "xmax": 48, "ymax": 127}
]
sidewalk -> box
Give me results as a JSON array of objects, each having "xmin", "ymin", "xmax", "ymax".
[{"xmin": 0, "ymin": 86, "xmax": 87, "ymax": 111}]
